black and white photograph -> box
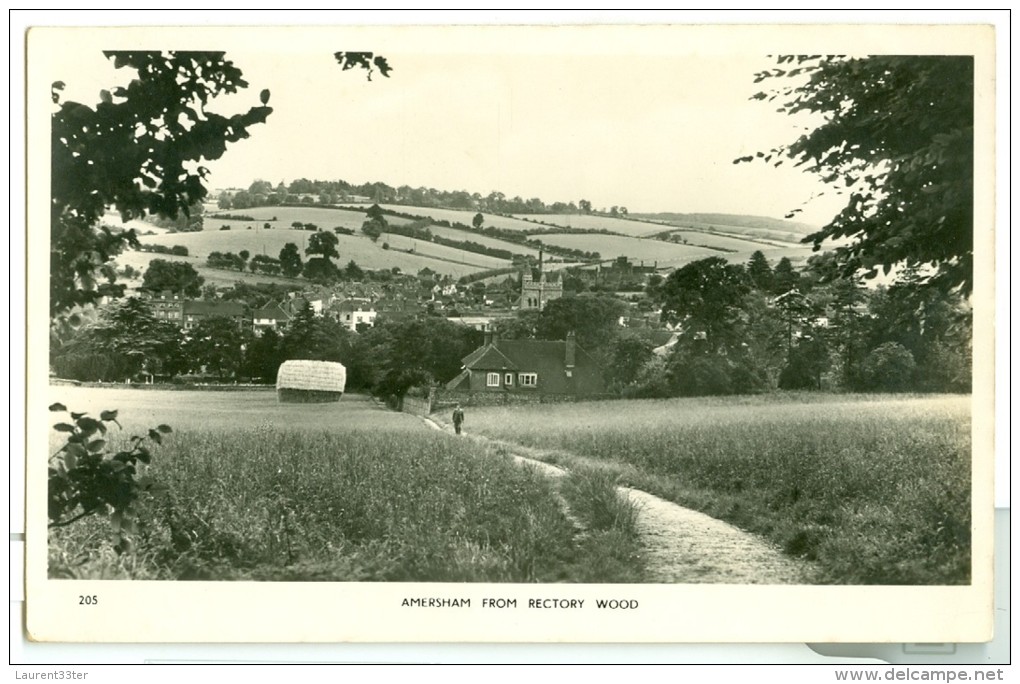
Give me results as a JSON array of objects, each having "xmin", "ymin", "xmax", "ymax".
[{"xmin": 23, "ymin": 20, "xmax": 996, "ymax": 644}]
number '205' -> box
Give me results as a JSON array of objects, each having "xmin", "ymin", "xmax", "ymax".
[{"xmin": 79, "ymin": 595, "xmax": 97, "ymax": 605}]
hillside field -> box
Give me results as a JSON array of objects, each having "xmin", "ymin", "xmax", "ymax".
[
  {"xmin": 537, "ymin": 233, "xmax": 812, "ymax": 269},
  {"xmin": 514, "ymin": 213, "xmax": 668, "ymax": 238},
  {"xmin": 133, "ymin": 223, "xmax": 507, "ymax": 280},
  {"xmin": 114, "ymin": 203, "xmax": 820, "ymax": 283},
  {"xmin": 428, "ymin": 225, "xmax": 543, "ymax": 258},
  {"xmin": 350, "ymin": 204, "xmax": 538, "ymax": 233},
  {"xmin": 115, "ymin": 251, "xmax": 302, "ymax": 289},
  {"xmin": 205, "ymin": 205, "xmax": 415, "ymax": 232},
  {"xmin": 540, "ymin": 233, "xmax": 720, "ymax": 265},
  {"xmin": 631, "ymin": 212, "xmax": 819, "ymax": 246}
]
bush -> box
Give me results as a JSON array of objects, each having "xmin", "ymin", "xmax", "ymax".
[
  {"xmin": 670, "ymin": 354, "xmax": 733, "ymax": 396},
  {"xmin": 918, "ymin": 340, "xmax": 971, "ymax": 393},
  {"xmin": 52, "ymin": 350, "xmax": 135, "ymax": 382},
  {"xmin": 779, "ymin": 338, "xmax": 830, "ymax": 390},
  {"xmin": 47, "ymin": 404, "xmax": 171, "ymax": 554},
  {"xmin": 861, "ymin": 342, "xmax": 916, "ymax": 392},
  {"xmin": 622, "ymin": 356, "xmax": 672, "ymax": 398}
]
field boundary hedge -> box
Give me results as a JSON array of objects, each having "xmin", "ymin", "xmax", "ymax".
[{"xmin": 433, "ymin": 389, "xmax": 614, "ymax": 411}]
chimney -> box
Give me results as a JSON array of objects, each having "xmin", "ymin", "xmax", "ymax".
[
  {"xmin": 565, "ymin": 331, "xmax": 576, "ymax": 372},
  {"xmin": 484, "ymin": 326, "xmax": 493, "ymax": 346}
]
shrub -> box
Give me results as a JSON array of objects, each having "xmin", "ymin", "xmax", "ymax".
[
  {"xmin": 48, "ymin": 404, "xmax": 171, "ymax": 554},
  {"xmin": 861, "ymin": 342, "xmax": 917, "ymax": 392}
]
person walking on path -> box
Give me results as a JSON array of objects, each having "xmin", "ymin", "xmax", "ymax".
[{"xmin": 452, "ymin": 403, "xmax": 465, "ymax": 435}]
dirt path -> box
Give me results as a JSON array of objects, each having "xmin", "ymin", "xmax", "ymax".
[{"xmin": 421, "ymin": 416, "xmax": 817, "ymax": 584}]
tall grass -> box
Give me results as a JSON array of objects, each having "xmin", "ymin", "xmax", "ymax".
[
  {"xmin": 463, "ymin": 394, "xmax": 972, "ymax": 585},
  {"xmin": 46, "ymin": 390, "xmax": 644, "ymax": 582},
  {"xmin": 556, "ymin": 468, "xmax": 644, "ymax": 583}
]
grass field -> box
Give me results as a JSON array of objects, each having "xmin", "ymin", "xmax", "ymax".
[
  {"xmin": 46, "ymin": 388, "xmax": 641, "ymax": 582},
  {"xmin": 460, "ymin": 393, "xmax": 972, "ymax": 585},
  {"xmin": 205, "ymin": 205, "xmax": 415, "ymax": 232},
  {"xmin": 514, "ymin": 213, "xmax": 667, "ymax": 237},
  {"xmin": 538, "ymin": 233, "xmax": 721, "ymax": 264},
  {"xmin": 650, "ymin": 220, "xmax": 813, "ymax": 246},
  {"xmin": 428, "ymin": 225, "xmax": 543, "ymax": 257},
  {"xmin": 653, "ymin": 230, "xmax": 791, "ymax": 252},
  {"xmin": 369, "ymin": 205, "xmax": 541, "ymax": 233},
  {"xmin": 630, "ymin": 212, "xmax": 819, "ymax": 243},
  {"xmin": 378, "ymin": 232, "xmax": 510, "ymax": 269},
  {"xmin": 115, "ymin": 251, "xmax": 302, "ymax": 289},
  {"xmin": 133, "ymin": 224, "xmax": 502, "ymax": 279}
]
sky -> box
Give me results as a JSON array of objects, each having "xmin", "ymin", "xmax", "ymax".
[
  {"xmin": 38, "ymin": 24, "xmax": 870, "ymax": 226},
  {"xmin": 206, "ymin": 49, "xmax": 845, "ymax": 224}
]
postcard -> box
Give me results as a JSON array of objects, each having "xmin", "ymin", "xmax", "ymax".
[{"xmin": 23, "ymin": 21, "xmax": 996, "ymax": 643}]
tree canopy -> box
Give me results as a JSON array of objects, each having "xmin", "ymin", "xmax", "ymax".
[
  {"xmin": 50, "ymin": 51, "xmax": 273, "ymax": 315},
  {"xmin": 657, "ymin": 257, "xmax": 750, "ymax": 351},
  {"xmin": 50, "ymin": 50, "xmax": 386, "ymax": 317},
  {"xmin": 744, "ymin": 55, "xmax": 974, "ymax": 293},
  {"xmin": 140, "ymin": 259, "xmax": 205, "ymax": 297}
]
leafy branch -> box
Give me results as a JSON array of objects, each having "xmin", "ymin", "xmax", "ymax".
[{"xmin": 47, "ymin": 403, "xmax": 171, "ymax": 553}]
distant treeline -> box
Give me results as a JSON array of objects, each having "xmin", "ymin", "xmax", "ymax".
[
  {"xmin": 219, "ymin": 178, "xmax": 596, "ymax": 215},
  {"xmin": 138, "ymin": 244, "xmax": 189, "ymax": 257},
  {"xmin": 209, "ymin": 213, "xmax": 261, "ymax": 221}
]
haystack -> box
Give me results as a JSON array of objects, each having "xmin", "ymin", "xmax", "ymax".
[{"xmin": 276, "ymin": 360, "xmax": 346, "ymax": 403}]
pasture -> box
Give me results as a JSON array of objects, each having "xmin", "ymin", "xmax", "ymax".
[
  {"xmin": 428, "ymin": 225, "xmax": 543, "ymax": 257},
  {"xmin": 46, "ymin": 387, "xmax": 641, "ymax": 582},
  {"xmin": 133, "ymin": 223, "xmax": 502, "ymax": 279},
  {"xmin": 353, "ymin": 204, "xmax": 537, "ymax": 232},
  {"xmin": 538, "ymin": 233, "xmax": 723, "ymax": 265},
  {"xmin": 378, "ymin": 231, "xmax": 510, "ymax": 269},
  {"xmin": 205, "ymin": 205, "xmax": 415, "ymax": 232},
  {"xmin": 114, "ymin": 251, "xmax": 301, "ymax": 289},
  {"xmin": 537, "ymin": 232, "xmax": 813, "ymax": 269},
  {"xmin": 514, "ymin": 213, "xmax": 668, "ymax": 237},
  {"xmin": 651, "ymin": 219, "xmax": 812, "ymax": 246},
  {"xmin": 460, "ymin": 393, "xmax": 972, "ymax": 585}
]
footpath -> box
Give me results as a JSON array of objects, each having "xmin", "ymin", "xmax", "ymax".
[{"xmin": 420, "ymin": 415, "xmax": 818, "ymax": 584}]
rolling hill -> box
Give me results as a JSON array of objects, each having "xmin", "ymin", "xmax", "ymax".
[{"xmin": 110, "ymin": 199, "xmax": 824, "ymax": 290}]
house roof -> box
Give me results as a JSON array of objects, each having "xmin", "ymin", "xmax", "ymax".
[
  {"xmin": 457, "ymin": 338, "xmax": 605, "ymax": 394},
  {"xmin": 182, "ymin": 300, "xmax": 249, "ymax": 317},
  {"xmin": 462, "ymin": 344, "xmax": 519, "ymax": 371},
  {"xmin": 446, "ymin": 369, "xmax": 471, "ymax": 391},
  {"xmin": 253, "ymin": 302, "xmax": 291, "ymax": 320},
  {"xmin": 334, "ymin": 298, "xmax": 375, "ymax": 313}
]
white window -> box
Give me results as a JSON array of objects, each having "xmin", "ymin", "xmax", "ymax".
[
  {"xmin": 487, "ymin": 372, "xmax": 500, "ymax": 387},
  {"xmin": 519, "ymin": 373, "xmax": 537, "ymax": 387},
  {"xmin": 504, "ymin": 373, "xmax": 513, "ymax": 386}
]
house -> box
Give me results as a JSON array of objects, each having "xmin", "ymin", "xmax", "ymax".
[
  {"xmin": 446, "ymin": 331, "xmax": 605, "ymax": 396},
  {"xmin": 374, "ymin": 296, "xmax": 421, "ymax": 322},
  {"xmin": 450, "ymin": 313, "xmax": 514, "ymax": 332},
  {"xmin": 432, "ymin": 282, "xmax": 458, "ymax": 297},
  {"xmin": 284, "ymin": 294, "xmax": 324, "ymax": 317},
  {"xmin": 181, "ymin": 300, "xmax": 252, "ymax": 331},
  {"xmin": 252, "ymin": 302, "xmax": 293, "ymax": 335},
  {"xmin": 333, "ymin": 298, "xmax": 377, "ymax": 331},
  {"xmin": 148, "ymin": 291, "xmax": 184, "ymax": 324}
]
